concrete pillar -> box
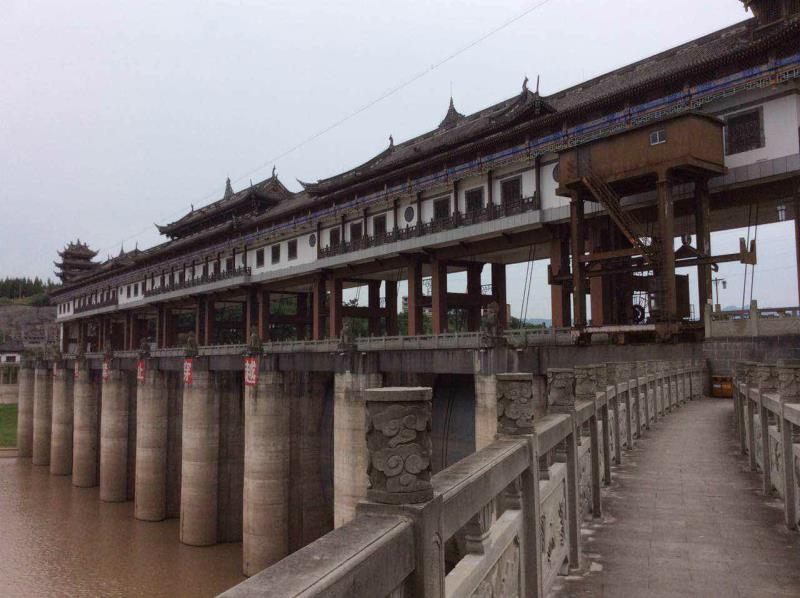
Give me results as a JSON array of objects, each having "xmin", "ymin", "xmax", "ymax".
[
  {"xmin": 491, "ymin": 263, "xmax": 508, "ymax": 331},
  {"xmin": 328, "ymin": 277, "xmax": 343, "ymax": 339},
  {"xmin": 657, "ymin": 178, "xmax": 676, "ymax": 319},
  {"xmin": 100, "ymin": 363, "xmax": 131, "ymax": 502},
  {"xmin": 431, "ymin": 258, "xmax": 448, "ymax": 334},
  {"xmin": 569, "ymin": 197, "xmax": 586, "ymax": 327},
  {"xmin": 243, "ymin": 356, "xmax": 290, "ymax": 577},
  {"xmin": 550, "ymin": 235, "xmax": 572, "ymax": 328},
  {"xmin": 17, "ymin": 363, "xmax": 34, "ymax": 458},
  {"xmin": 467, "ymin": 264, "xmax": 483, "ymax": 332},
  {"xmin": 50, "ymin": 361, "xmax": 74, "ymax": 475},
  {"xmin": 180, "ymin": 360, "xmax": 219, "ymax": 546},
  {"xmin": 73, "ymin": 360, "xmax": 100, "ymax": 488},
  {"xmin": 32, "ymin": 360, "xmax": 53, "ymax": 466},
  {"xmin": 135, "ymin": 360, "xmax": 168, "ymax": 521},
  {"xmin": 311, "ymin": 275, "xmax": 325, "ymax": 340},
  {"xmin": 695, "ymin": 179, "xmax": 712, "ymax": 326},
  {"xmin": 333, "ymin": 352, "xmax": 381, "ymax": 527}
]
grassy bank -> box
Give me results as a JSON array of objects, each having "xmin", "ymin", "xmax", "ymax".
[{"xmin": 0, "ymin": 404, "xmax": 18, "ymax": 447}]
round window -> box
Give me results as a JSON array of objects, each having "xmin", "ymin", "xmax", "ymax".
[
  {"xmin": 309, "ymin": 233, "xmax": 317, "ymax": 248},
  {"xmin": 552, "ymin": 164, "xmax": 560, "ymax": 183},
  {"xmin": 404, "ymin": 206, "xmax": 415, "ymax": 223}
]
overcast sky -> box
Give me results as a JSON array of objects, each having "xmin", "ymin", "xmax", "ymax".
[{"xmin": 2, "ymin": 0, "xmax": 794, "ymax": 317}]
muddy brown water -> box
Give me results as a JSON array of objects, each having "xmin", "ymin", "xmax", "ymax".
[{"xmin": 0, "ymin": 458, "xmax": 244, "ymax": 597}]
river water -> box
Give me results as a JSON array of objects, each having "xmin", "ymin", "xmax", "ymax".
[{"xmin": 0, "ymin": 458, "xmax": 244, "ymax": 597}]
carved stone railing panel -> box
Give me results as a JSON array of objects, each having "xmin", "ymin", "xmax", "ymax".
[
  {"xmin": 540, "ymin": 463, "xmax": 568, "ymax": 593},
  {"xmin": 496, "ymin": 373, "xmax": 544, "ymax": 435},
  {"xmin": 578, "ymin": 442, "xmax": 593, "ymax": 522},
  {"xmin": 769, "ymin": 426, "xmax": 784, "ymax": 498},
  {"xmin": 753, "ymin": 414, "xmax": 764, "ymax": 471}
]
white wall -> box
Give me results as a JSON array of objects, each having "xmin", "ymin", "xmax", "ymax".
[{"xmin": 721, "ymin": 93, "xmax": 800, "ymax": 169}]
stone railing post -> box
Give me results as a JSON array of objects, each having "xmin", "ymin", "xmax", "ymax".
[
  {"xmin": 593, "ymin": 364, "xmax": 612, "ymax": 484},
  {"xmin": 612, "ymin": 362, "xmax": 634, "ymax": 450},
  {"xmin": 547, "ymin": 368, "xmax": 580, "ymax": 571},
  {"xmin": 575, "ymin": 365, "xmax": 602, "ymax": 517},
  {"xmin": 742, "ymin": 362, "xmax": 759, "ymax": 472},
  {"xmin": 635, "ymin": 361, "xmax": 649, "ymax": 432},
  {"xmin": 778, "ymin": 363, "xmax": 800, "ymax": 530},
  {"xmin": 647, "ymin": 361, "xmax": 660, "ymax": 422},
  {"xmin": 756, "ymin": 364, "xmax": 777, "ymax": 496},
  {"xmin": 356, "ymin": 387, "xmax": 445, "ymax": 598}
]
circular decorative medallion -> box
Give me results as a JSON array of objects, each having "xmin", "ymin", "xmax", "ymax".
[
  {"xmin": 552, "ymin": 164, "xmax": 560, "ymax": 183},
  {"xmin": 404, "ymin": 206, "xmax": 415, "ymax": 223},
  {"xmin": 309, "ymin": 233, "xmax": 317, "ymax": 248}
]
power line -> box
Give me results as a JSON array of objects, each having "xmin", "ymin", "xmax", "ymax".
[{"xmin": 96, "ymin": 0, "xmax": 558, "ymax": 255}]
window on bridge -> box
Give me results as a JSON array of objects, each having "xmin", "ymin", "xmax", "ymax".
[
  {"xmin": 433, "ymin": 196, "xmax": 450, "ymax": 220},
  {"xmin": 465, "ymin": 187, "xmax": 484, "ymax": 213},
  {"xmin": 256, "ymin": 248, "xmax": 264, "ymax": 268},
  {"xmin": 350, "ymin": 222, "xmax": 363, "ymax": 241},
  {"xmin": 271, "ymin": 245, "xmax": 280, "ymax": 264},
  {"xmin": 500, "ymin": 177, "xmax": 522, "ymax": 205},
  {"xmin": 725, "ymin": 108, "xmax": 764, "ymax": 155},
  {"xmin": 288, "ymin": 239, "xmax": 298, "ymax": 260},
  {"xmin": 330, "ymin": 228, "xmax": 340, "ymax": 247},
  {"xmin": 373, "ymin": 213, "xmax": 387, "ymax": 236}
]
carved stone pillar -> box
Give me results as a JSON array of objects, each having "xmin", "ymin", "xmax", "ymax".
[
  {"xmin": 575, "ymin": 365, "xmax": 602, "ymax": 517},
  {"xmin": 593, "ymin": 364, "xmax": 612, "ymax": 482},
  {"xmin": 365, "ymin": 387, "xmax": 433, "ymax": 505},
  {"xmin": 777, "ymin": 362, "xmax": 800, "ymax": 530}
]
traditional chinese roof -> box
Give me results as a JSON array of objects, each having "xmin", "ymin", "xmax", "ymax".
[
  {"xmin": 57, "ymin": 240, "xmax": 97, "ymax": 259},
  {"xmin": 298, "ymin": 13, "xmax": 799, "ymax": 197},
  {"xmin": 156, "ymin": 171, "xmax": 296, "ymax": 239}
]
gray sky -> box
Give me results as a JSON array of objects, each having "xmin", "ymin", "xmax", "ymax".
[{"xmin": 2, "ymin": 0, "xmax": 791, "ymax": 317}]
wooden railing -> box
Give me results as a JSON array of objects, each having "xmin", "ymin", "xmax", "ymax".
[
  {"xmin": 222, "ymin": 359, "xmax": 702, "ymax": 598},
  {"xmin": 732, "ymin": 361, "xmax": 800, "ymax": 531}
]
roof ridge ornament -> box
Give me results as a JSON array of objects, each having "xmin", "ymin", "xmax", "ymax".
[
  {"xmin": 439, "ymin": 96, "xmax": 465, "ymax": 130},
  {"xmin": 389, "ymin": 134, "xmax": 394, "ymax": 148},
  {"xmin": 224, "ymin": 177, "xmax": 234, "ymax": 200}
]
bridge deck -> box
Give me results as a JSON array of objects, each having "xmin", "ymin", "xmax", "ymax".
[{"xmin": 552, "ymin": 399, "xmax": 800, "ymax": 598}]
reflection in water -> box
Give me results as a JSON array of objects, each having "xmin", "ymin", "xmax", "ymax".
[{"xmin": 0, "ymin": 459, "xmax": 244, "ymax": 597}]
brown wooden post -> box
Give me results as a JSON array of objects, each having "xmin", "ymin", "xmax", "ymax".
[
  {"xmin": 312, "ymin": 275, "xmax": 326, "ymax": 340},
  {"xmin": 195, "ymin": 298, "xmax": 205, "ymax": 344},
  {"xmin": 328, "ymin": 277, "xmax": 343, "ymax": 339},
  {"xmin": 407, "ymin": 259, "xmax": 423, "ymax": 336},
  {"xmin": 466, "ymin": 263, "xmax": 482, "ymax": 331},
  {"xmin": 657, "ymin": 176, "xmax": 677, "ymax": 320},
  {"xmin": 491, "ymin": 263, "xmax": 507, "ymax": 331},
  {"xmin": 550, "ymin": 235, "xmax": 572, "ymax": 328},
  {"xmin": 204, "ymin": 299, "xmax": 215, "ymax": 346},
  {"xmin": 431, "ymin": 259, "xmax": 448, "ymax": 334},
  {"xmin": 695, "ymin": 178, "xmax": 712, "ymax": 324},
  {"xmin": 385, "ymin": 280, "xmax": 398, "ymax": 336},
  {"xmin": 258, "ymin": 290, "xmax": 270, "ymax": 341},
  {"xmin": 296, "ymin": 293, "xmax": 308, "ymax": 340},
  {"xmin": 245, "ymin": 287, "xmax": 259, "ymax": 343},
  {"xmin": 569, "ymin": 196, "xmax": 586, "ymax": 327},
  {"xmin": 367, "ymin": 281, "xmax": 381, "ymax": 336}
]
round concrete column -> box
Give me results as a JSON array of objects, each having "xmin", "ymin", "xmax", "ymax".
[
  {"xmin": 50, "ymin": 363, "xmax": 74, "ymax": 475},
  {"xmin": 73, "ymin": 361, "xmax": 99, "ymax": 487},
  {"xmin": 100, "ymin": 365, "xmax": 129, "ymax": 502},
  {"xmin": 135, "ymin": 364, "xmax": 167, "ymax": 521},
  {"xmin": 243, "ymin": 363, "xmax": 289, "ymax": 576},
  {"xmin": 16, "ymin": 364, "xmax": 34, "ymax": 458},
  {"xmin": 32, "ymin": 361, "xmax": 53, "ymax": 466},
  {"xmin": 333, "ymin": 367, "xmax": 381, "ymax": 528},
  {"xmin": 180, "ymin": 365, "xmax": 219, "ymax": 546}
]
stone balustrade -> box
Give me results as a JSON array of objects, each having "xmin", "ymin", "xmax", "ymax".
[
  {"xmin": 732, "ymin": 360, "xmax": 800, "ymax": 531},
  {"xmin": 222, "ymin": 359, "xmax": 700, "ymax": 598}
]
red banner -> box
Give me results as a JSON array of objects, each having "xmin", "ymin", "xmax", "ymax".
[
  {"xmin": 244, "ymin": 357, "xmax": 259, "ymax": 387},
  {"xmin": 137, "ymin": 359, "xmax": 146, "ymax": 382},
  {"xmin": 102, "ymin": 360, "xmax": 110, "ymax": 382},
  {"xmin": 183, "ymin": 358, "xmax": 193, "ymax": 386}
]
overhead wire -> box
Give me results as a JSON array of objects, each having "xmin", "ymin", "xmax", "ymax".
[{"xmin": 96, "ymin": 0, "xmax": 559, "ymax": 256}]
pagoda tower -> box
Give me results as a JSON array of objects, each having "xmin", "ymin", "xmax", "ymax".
[
  {"xmin": 741, "ymin": 0, "xmax": 800, "ymax": 25},
  {"xmin": 54, "ymin": 240, "xmax": 98, "ymax": 283}
]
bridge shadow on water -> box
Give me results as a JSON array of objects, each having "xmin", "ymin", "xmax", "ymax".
[{"xmin": 550, "ymin": 399, "xmax": 800, "ymax": 598}]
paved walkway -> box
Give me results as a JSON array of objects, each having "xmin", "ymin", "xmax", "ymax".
[{"xmin": 551, "ymin": 398, "xmax": 800, "ymax": 598}]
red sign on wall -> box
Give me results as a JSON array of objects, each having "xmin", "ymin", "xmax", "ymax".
[
  {"xmin": 137, "ymin": 359, "xmax": 146, "ymax": 382},
  {"xmin": 102, "ymin": 360, "xmax": 110, "ymax": 382},
  {"xmin": 183, "ymin": 358, "xmax": 193, "ymax": 386},
  {"xmin": 244, "ymin": 357, "xmax": 259, "ymax": 387}
]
